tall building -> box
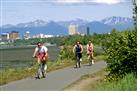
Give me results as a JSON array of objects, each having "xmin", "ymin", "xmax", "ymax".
[
  {"xmin": 9, "ymin": 31, "xmax": 19, "ymax": 40},
  {"xmin": 68, "ymin": 24, "xmax": 77, "ymax": 35},
  {"xmin": 24, "ymin": 31, "xmax": 31, "ymax": 40},
  {"xmin": 87, "ymin": 27, "xmax": 90, "ymax": 35}
]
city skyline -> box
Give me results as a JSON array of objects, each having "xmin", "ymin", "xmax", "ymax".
[{"xmin": 1, "ymin": 0, "xmax": 135, "ymax": 26}]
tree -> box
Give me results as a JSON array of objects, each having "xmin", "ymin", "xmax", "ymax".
[{"xmin": 132, "ymin": 0, "xmax": 137, "ymax": 29}]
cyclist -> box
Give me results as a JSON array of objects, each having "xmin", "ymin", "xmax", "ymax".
[
  {"xmin": 33, "ymin": 42, "xmax": 48, "ymax": 79},
  {"xmin": 87, "ymin": 41, "xmax": 94, "ymax": 66},
  {"xmin": 73, "ymin": 41, "xmax": 83, "ymax": 68}
]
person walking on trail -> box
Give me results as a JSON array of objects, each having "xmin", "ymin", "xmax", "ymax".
[
  {"xmin": 73, "ymin": 41, "xmax": 83, "ymax": 68},
  {"xmin": 87, "ymin": 41, "xmax": 94, "ymax": 65},
  {"xmin": 33, "ymin": 42, "xmax": 48, "ymax": 79}
]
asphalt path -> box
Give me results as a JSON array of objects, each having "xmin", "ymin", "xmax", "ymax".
[{"xmin": 1, "ymin": 61, "xmax": 106, "ymax": 91}]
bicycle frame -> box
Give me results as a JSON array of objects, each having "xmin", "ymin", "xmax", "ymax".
[{"xmin": 75, "ymin": 53, "xmax": 81, "ymax": 68}]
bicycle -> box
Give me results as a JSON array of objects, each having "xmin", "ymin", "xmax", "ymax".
[
  {"xmin": 75, "ymin": 52, "xmax": 82, "ymax": 68},
  {"xmin": 37, "ymin": 61, "xmax": 47, "ymax": 79},
  {"xmin": 33, "ymin": 56, "xmax": 47, "ymax": 79},
  {"xmin": 88, "ymin": 52, "xmax": 94, "ymax": 66}
]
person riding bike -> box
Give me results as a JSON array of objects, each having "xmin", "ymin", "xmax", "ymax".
[
  {"xmin": 73, "ymin": 41, "xmax": 83, "ymax": 68},
  {"xmin": 87, "ymin": 41, "xmax": 94, "ymax": 66},
  {"xmin": 33, "ymin": 42, "xmax": 48, "ymax": 79}
]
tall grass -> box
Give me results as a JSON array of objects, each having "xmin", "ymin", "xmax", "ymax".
[
  {"xmin": 93, "ymin": 74, "xmax": 137, "ymax": 91},
  {"xmin": 0, "ymin": 67, "xmax": 37, "ymax": 85}
]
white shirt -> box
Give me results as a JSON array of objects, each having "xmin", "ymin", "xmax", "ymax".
[{"xmin": 35, "ymin": 46, "xmax": 48, "ymax": 53}]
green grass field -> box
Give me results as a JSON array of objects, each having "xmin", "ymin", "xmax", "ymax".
[
  {"xmin": 87, "ymin": 73, "xmax": 137, "ymax": 91},
  {"xmin": 0, "ymin": 46, "xmax": 60, "ymax": 69}
]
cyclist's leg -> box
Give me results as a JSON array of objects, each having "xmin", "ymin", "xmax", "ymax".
[
  {"xmin": 78, "ymin": 58, "xmax": 81, "ymax": 68},
  {"xmin": 36, "ymin": 58, "xmax": 40, "ymax": 78},
  {"xmin": 44, "ymin": 64, "xmax": 47, "ymax": 77},
  {"xmin": 36, "ymin": 61, "xmax": 43, "ymax": 79},
  {"xmin": 37, "ymin": 57, "xmax": 41, "ymax": 64},
  {"xmin": 89, "ymin": 57, "xmax": 92, "ymax": 66},
  {"xmin": 42, "ymin": 60, "xmax": 48, "ymax": 78},
  {"xmin": 91, "ymin": 53, "xmax": 94, "ymax": 64},
  {"xmin": 41, "ymin": 61, "xmax": 46, "ymax": 78},
  {"xmin": 88, "ymin": 53, "xmax": 92, "ymax": 66},
  {"xmin": 75, "ymin": 53, "xmax": 78, "ymax": 68},
  {"xmin": 78, "ymin": 53, "xmax": 81, "ymax": 68}
]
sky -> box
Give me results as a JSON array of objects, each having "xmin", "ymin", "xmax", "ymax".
[{"xmin": 0, "ymin": 0, "xmax": 135, "ymax": 26}]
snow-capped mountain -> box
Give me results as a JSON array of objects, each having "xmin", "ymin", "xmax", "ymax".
[
  {"xmin": 101, "ymin": 16, "xmax": 133, "ymax": 25},
  {"xmin": 1, "ymin": 16, "xmax": 134, "ymax": 36},
  {"xmin": 16, "ymin": 19, "xmax": 47, "ymax": 28},
  {"xmin": 2, "ymin": 20, "xmax": 48, "ymax": 29}
]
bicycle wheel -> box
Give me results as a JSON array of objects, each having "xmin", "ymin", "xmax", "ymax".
[
  {"xmin": 77, "ymin": 56, "xmax": 81, "ymax": 68},
  {"xmin": 41, "ymin": 62, "xmax": 47, "ymax": 78},
  {"xmin": 88, "ymin": 56, "xmax": 92, "ymax": 66},
  {"xmin": 36, "ymin": 64, "xmax": 43, "ymax": 79}
]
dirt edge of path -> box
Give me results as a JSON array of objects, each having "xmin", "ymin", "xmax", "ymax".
[{"xmin": 62, "ymin": 70, "xmax": 106, "ymax": 91}]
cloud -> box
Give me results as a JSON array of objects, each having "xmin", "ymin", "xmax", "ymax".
[
  {"xmin": 2, "ymin": 0, "xmax": 130, "ymax": 5},
  {"xmin": 92, "ymin": 0, "xmax": 128, "ymax": 4},
  {"xmin": 45, "ymin": 0, "xmax": 130, "ymax": 5},
  {"xmin": 56, "ymin": 0, "xmax": 84, "ymax": 4}
]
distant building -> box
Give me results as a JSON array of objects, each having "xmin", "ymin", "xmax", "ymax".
[
  {"xmin": 77, "ymin": 25, "xmax": 90, "ymax": 35},
  {"xmin": 9, "ymin": 31, "xmax": 19, "ymax": 40},
  {"xmin": 39, "ymin": 34, "xmax": 44, "ymax": 38},
  {"xmin": 32, "ymin": 34, "xmax": 54, "ymax": 38},
  {"xmin": 68, "ymin": 24, "xmax": 78, "ymax": 35},
  {"xmin": 44, "ymin": 35, "xmax": 54, "ymax": 38},
  {"xmin": 24, "ymin": 31, "xmax": 31, "ymax": 40},
  {"xmin": 1, "ymin": 33, "xmax": 9, "ymax": 41},
  {"xmin": 87, "ymin": 27, "xmax": 90, "ymax": 35}
]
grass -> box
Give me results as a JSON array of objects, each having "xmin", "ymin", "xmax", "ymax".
[
  {"xmin": 94, "ymin": 55, "xmax": 107, "ymax": 61},
  {"xmin": 47, "ymin": 59, "xmax": 75, "ymax": 72},
  {"xmin": 0, "ymin": 67, "xmax": 37, "ymax": 85},
  {"xmin": 0, "ymin": 58, "xmax": 75, "ymax": 86},
  {"xmin": 91, "ymin": 73, "xmax": 137, "ymax": 91}
]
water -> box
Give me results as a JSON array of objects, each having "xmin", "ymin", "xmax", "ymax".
[{"xmin": 0, "ymin": 46, "xmax": 60, "ymax": 69}]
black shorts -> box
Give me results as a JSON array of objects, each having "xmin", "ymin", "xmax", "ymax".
[{"xmin": 76, "ymin": 53, "xmax": 82, "ymax": 59}]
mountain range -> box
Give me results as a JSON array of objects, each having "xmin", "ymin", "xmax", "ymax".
[{"xmin": 1, "ymin": 16, "xmax": 134, "ymax": 36}]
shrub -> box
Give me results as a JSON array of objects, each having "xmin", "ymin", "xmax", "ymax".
[
  {"xmin": 103, "ymin": 29, "xmax": 137, "ymax": 80},
  {"xmin": 59, "ymin": 46, "xmax": 75, "ymax": 60}
]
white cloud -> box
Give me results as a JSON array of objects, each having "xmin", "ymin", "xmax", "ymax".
[
  {"xmin": 2, "ymin": 0, "xmax": 130, "ymax": 5},
  {"xmin": 47, "ymin": 0, "xmax": 129, "ymax": 5},
  {"xmin": 56, "ymin": 0, "xmax": 84, "ymax": 4},
  {"xmin": 93, "ymin": 0, "xmax": 123, "ymax": 4}
]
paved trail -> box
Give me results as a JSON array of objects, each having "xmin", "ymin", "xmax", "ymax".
[{"xmin": 1, "ymin": 61, "xmax": 106, "ymax": 91}]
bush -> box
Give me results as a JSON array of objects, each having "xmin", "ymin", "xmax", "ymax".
[
  {"xmin": 59, "ymin": 46, "xmax": 75, "ymax": 60},
  {"xmin": 103, "ymin": 29, "xmax": 137, "ymax": 80}
]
